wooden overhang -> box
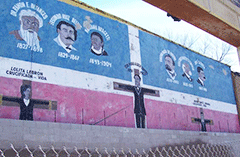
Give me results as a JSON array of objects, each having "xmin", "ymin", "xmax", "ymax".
[{"xmin": 144, "ymin": 0, "xmax": 240, "ymax": 47}]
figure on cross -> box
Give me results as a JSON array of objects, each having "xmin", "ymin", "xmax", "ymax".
[
  {"xmin": 191, "ymin": 108, "xmax": 213, "ymax": 132},
  {"xmin": 114, "ymin": 71, "xmax": 159, "ymax": 128},
  {"xmin": 0, "ymin": 80, "xmax": 57, "ymax": 121}
]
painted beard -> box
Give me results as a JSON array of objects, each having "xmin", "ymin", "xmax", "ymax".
[{"xmin": 19, "ymin": 25, "xmax": 40, "ymax": 49}]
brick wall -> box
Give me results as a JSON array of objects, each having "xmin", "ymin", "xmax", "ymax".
[{"xmin": 0, "ymin": 118, "xmax": 240, "ymax": 151}]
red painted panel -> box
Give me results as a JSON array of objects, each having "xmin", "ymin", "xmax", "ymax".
[
  {"xmin": 145, "ymin": 99, "xmax": 240, "ymax": 132},
  {"xmin": 0, "ymin": 76, "xmax": 239, "ymax": 133}
]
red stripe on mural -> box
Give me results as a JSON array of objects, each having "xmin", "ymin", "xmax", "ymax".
[{"xmin": 0, "ymin": 76, "xmax": 239, "ymax": 133}]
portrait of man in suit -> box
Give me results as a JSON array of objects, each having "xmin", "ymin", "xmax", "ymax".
[
  {"xmin": 182, "ymin": 62, "xmax": 193, "ymax": 82},
  {"xmin": 90, "ymin": 31, "xmax": 108, "ymax": 56},
  {"xmin": 197, "ymin": 67, "xmax": 206, "ymax": 86},
  {"xmin": 54, "ymin": 21, "xmax": 77, "ymax": 53},
  {"xmin": 164, "ymin": 54, "xmax": 176, "ymax": 80},
  {"xmin": 9, "ymin": 9, "xmax": 43, "ymax": 50}
]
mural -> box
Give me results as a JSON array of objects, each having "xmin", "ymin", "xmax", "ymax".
[
  {"xmin": 1, "ymin": 0, "xmax": 131, "ymax": 81},
  {"xmin": 0, "ymin": 0, "xmax": 239, "ymax": 132},
  {"xmin": 230, "ymin": 0, "xmax": 240, "ymax": 7},
  {"xmin": 139, "ymin": 31, "xmax": 235, "ymax": 104}
]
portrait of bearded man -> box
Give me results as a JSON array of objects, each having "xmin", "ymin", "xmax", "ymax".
[{"xmin": 9, "ymin": 9, "xmax": 43, "ymax": 50}]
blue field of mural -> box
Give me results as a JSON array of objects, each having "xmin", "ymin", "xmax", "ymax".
[
  {"xmin": 139, "ymin": 30, "xmax": 235, "ymax": 104},
  {"xmin": 0, "ymin": 0, "xmax": 131, "ymax": 81}
]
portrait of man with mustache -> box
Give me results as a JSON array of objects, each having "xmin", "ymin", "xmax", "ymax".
[
  {"xmin": 9, "ymin": 9, "xmax": 43, "ymax": 50},
  {"xmin": 182, "ymin": 62, "xmax": 193, "ymax": 82},
  {"xmin": 197, "ymin": 66, "xmax": 206, "ymax": 86},
  {"xmin": 164, "ymin": 54, "xmax": 176, "ymax": 80},
  {"xmin": 54, "ymin": 21, "xmax": 77, "ymax": 53}
]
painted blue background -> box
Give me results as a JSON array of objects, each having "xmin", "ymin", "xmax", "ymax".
[
  {"xmin": 139, "ymin": 30, "xmax": 236, "ymax": 104},
  {"xmin": 0, "ymin": 0, "xmax": 131, "ymax": 81}
]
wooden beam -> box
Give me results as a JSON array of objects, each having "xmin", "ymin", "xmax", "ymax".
[{"xmin": 144, "ymin": 0, "xmax": 240, "ymax": 47}]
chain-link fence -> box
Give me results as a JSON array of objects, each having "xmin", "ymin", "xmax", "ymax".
[{"xmin": 1, "ymin": 140, "xmax": 240, "ymax": 157}]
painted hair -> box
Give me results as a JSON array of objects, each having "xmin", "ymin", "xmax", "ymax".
[
  {"xmin": 19, "ymin": 9, "xmax": 43, "ymax": 28},
  {"xmin": 91, "ymin": 32, "xmax": 104, "ymax": 43},
  {"xmin": 197, "ymin": 66, "xmax": 203, "ymax": 73},
  {"xmin": 165, "ymin": 54, "xmax": 175, "ymax": 66},
  {"xmin": 20, "ymin": 84, "xmax": 31, "ymax": 98},
  {"xmin": 56, "ymin": 21, "xmax": 77, "ymax": 41}
]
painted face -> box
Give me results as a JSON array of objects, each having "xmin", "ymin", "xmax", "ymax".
[
  {"xmin": 199, "ymin": 70, "xmax": 206, "ymax": 81},
  {"xmin": 21, "ymin": 16, "xmax": 40, "ymax": 33},
  {"xmin": 24, "ymin": 88, "xmax": 31, "ymax": 99},
  {"xmin": 58, "ymin": 24, "xmax": 75, "ymax": 46},
  {"xmin": 184, "ymin": 63, "xmax": 192, "ymax": 76},
  {"xmin": 165, "ymin": 56, "xmax": 175, "ymax": 71},
  {"xmin": 91, "ymin": 34, "xmax": 103, "ymax": 50}
]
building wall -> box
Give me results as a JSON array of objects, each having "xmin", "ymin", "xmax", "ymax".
[
  {"xmin": 0, "ymin": 118, "xmax": 240, "ymax": 151},
  {"xmin": 0, "ymin": 75, "xmax": 239, "ymax": 132},
  {"xmin": 0, "ymin": 0, "xmax": 239, "ymax": 132}
]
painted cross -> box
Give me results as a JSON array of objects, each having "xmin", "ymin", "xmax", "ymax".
[
  {"xmin": 113, "ymin": 69, "xmax": 159, "ymax": 128},
  {"xmin": 0, "ymin": 80, "xmax": 57, "ymax": 121},
  {"xmin": 191, "ymin": 108, "xmax": 213, "ymax": 132}
]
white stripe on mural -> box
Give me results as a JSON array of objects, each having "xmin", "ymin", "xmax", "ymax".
[
  {"xmin": 128, "ymin": 25, "xmax": 142, "ymax": 84},
  {"xmin": 0, "ymin": 56, "xmax": 237, "ymax": 114}
]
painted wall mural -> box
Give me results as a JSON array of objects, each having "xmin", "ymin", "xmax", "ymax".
[
  {"xmin": 0, "ymin": 0, "xmax": 239, "ymax": 132},
  {"xmin": 139, "ymin": 31, "xmax": 235, "ymax": 104},
  {"xmin": 1, "ymin": 0, "xmax": 131, "ymax": 81},
  {"xmin": 230, "ymin": 0, "xmax": 240, "ymax": 7}
]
